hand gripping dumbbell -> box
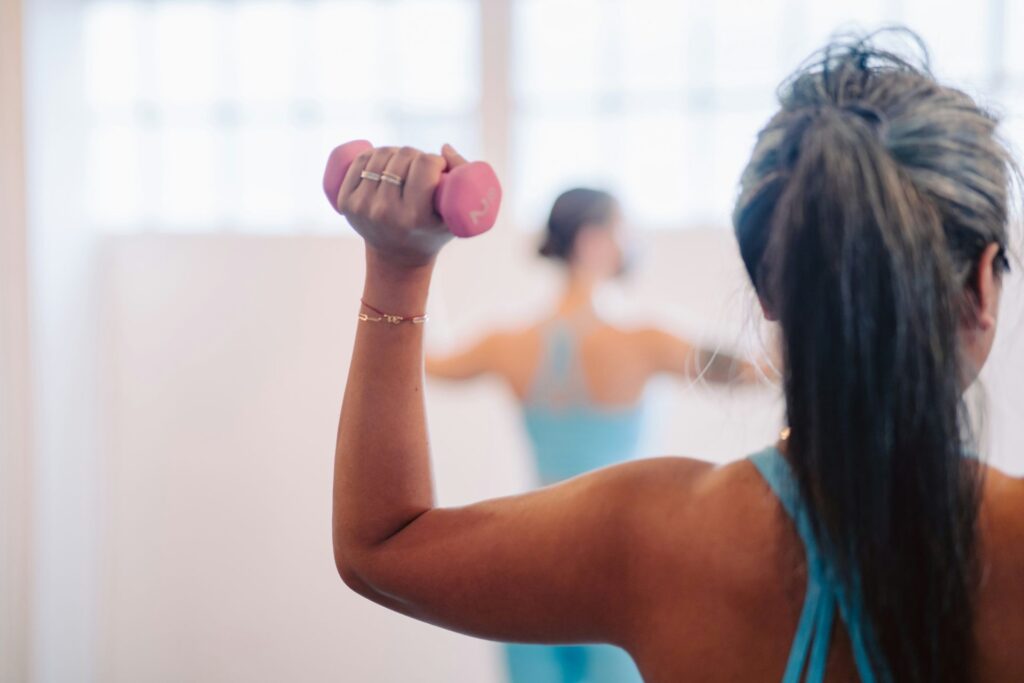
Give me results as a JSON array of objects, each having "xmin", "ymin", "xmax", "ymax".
[{"xmin": 323, "ymin": 140, "xmax": 501, "ymax": 238}]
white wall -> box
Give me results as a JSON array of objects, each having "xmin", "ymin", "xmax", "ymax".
[
  {"xmin": 94, "ymin": 227, "xmax": 779, "ymax": 683},
  {"xmin": 22, "ymin": 1, "xmax": 103, "ymax": 680},
  {"xmin": 0, "ymin": 0, "xmax": 32, "ymax": 680},
  {"xmin": 93, "ymin": 224, "xmax": 1024, "ymax": 683}
]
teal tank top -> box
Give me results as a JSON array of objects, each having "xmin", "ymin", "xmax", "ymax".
[
  {"xmin": 750, "ymin": 446, "xmax": 886, "ymax": 683},
  {"xmin": 508, "ymin": 317, "xmax": 646, "ymax": 683},
  {"xmin": 522, "ymin": 318, "xmax": 646, "ymax": 486}
]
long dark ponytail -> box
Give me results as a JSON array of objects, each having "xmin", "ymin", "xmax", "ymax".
[{"xmin": 734, "ymin": 33, "xmax": 1013, "ymax": 682}]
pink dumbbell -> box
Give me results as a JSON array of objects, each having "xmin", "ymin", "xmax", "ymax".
[{"xmin": 323, "ymin": 140, "xmax": 502, "ymax": 238}]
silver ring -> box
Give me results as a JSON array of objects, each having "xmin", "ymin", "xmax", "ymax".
[
  {"xmin": 380, "ymin": 172, "xmax": 404, "ymax": 187},
  {"xmin": 360, "ymin": 170, "xmax": 382, "ymax": 182}
]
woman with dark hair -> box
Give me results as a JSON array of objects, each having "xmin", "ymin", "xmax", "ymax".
[
  {"xmin": 426, "ymin": 188, "xmax": 754, "ymax": 682},
  {"xmin": 331, "ymin": 33, "xmax": 1023, "ymax": 683}
]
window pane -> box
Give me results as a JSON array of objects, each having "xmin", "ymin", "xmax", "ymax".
[
  {"xmin": 235, "ymin": 123, "xmax": 298, "ymax": 230},
  {"xmin": 156, "ymin": 124, "xmax": 223, "ymax": 230},
  {"xmin": 797, "ymin": 0, "xmax": 896, "ymax": 55},
  {"xmin": 903, "ymin": 0, "xmax": 992, "ymax": 82},
  {"xmin": 704, "ymin": 109, "xmax": 775, "ymax": 226},
  {"xmin": 708, "ymin": 0, "xmax": 788, "ymax": 90},
  {"xmin": 153, "ymin": 2, "xmax": 224, "ymax": 107},
  {"xmin": 390, "ymin": 0, "xmax": 479, "ymax": 113},
  {"xmin": 87, "ymin": 123, "xmax": 146, "ymax": 229},
  {"xmin": 617, "ymin": 0, "xmax": 689, "ymax": 94},
  {"xmin": 83, "ymin": 0, "xmax": 478, "ymax": 233},
  {"xmin": 234, "ymin": 2, "xmax": 300, "ymax": 104},
  {"xmin": 83, "ymin": 2, "xmax": 143, "ymax": 109},
  {"xmin": 1007, "ymin": 0, "xmax": 1024, "ymax": 76},
  {"xmin": 512, "ymin": 114, "xmax": 618, "ymax": 227},
  {"xmin": 1002, "ymin": 89, "xmax": 1024, "ymax": 162},
  {"xmin": 617, "ymin": 111, "xmax": 693, "ymax": 227},
  {"xmin": 513, "ymin": 0, "xmax": 612, "ymax": 103},
  {"xmin": 309, "ymin": 1, "xmax": 385, "ymax": 107}
]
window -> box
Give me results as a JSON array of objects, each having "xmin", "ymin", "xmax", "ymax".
[
  {"xmin": 511, "ymin": 0, "xmax": 1024, "ymax": 229},
  {"xmin": 81, "ymin": 0, "xmax": 1024, "ymax": 233},
  {"xmin": 83, "ymin": 0, "xmax": 480, "ymax": 232}
]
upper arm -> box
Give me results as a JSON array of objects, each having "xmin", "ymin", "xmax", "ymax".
[
  {"xmin": 425, "ymin": 332, "xmax": 508, "ymax": 381},
  {"xmin": 342, "ymin": 457, "xmax": 713, "ymax": 647}
]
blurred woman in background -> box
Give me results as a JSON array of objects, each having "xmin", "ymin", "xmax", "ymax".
[{"xmin": 426, "ymin": 188, "xmax": 758, "ymax": 683}]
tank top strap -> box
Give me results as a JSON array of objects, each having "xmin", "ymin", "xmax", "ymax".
[
  {"xmin": 525, "ymin": 318, "xmax": 591, "ymax": 407},
  {"xmin": 748, "ymin": 447, "xmax": 882, "ymax": 683}
]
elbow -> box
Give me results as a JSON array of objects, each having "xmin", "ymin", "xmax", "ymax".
[
  {"xmin": 333, "ymin": 540, "xmax": 379, "ymax": 599},
  {"xmin": 336, "ymin": 560, "xmax": 374, "ymax": 598}
]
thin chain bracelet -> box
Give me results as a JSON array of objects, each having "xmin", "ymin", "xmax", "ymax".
[{"xmin": 358, "ymin": 299, "xmax": 429, "ymax": 325}]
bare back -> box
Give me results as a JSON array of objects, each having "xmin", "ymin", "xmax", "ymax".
[
  {"xmin": 481, "ymin": 316, "xmax": 683, "ymax": 406},
  {"xmin": 618, "ymin": 457, "xmax": 1024, "ymax": 681}
]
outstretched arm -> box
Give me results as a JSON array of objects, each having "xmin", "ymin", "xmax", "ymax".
[
  {"xmin": 425, "ymin": 333, "xmax": 506, "ymax": 380},
  {"xmin": 331, "ymin": 144, "xmax": 711, "ymax": 648},
  {"xmin": 640, "ymin": 329, "xmax": 764, "ymax": 385}
]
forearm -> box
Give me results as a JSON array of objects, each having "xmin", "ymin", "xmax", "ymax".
[{"xmin": 333, "ymin": 248, "xmax": 436, "ymax": 568}]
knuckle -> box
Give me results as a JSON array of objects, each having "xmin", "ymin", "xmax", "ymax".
[
  {"xmin": 412, "ymin": 153, "xmax": 445, "ymax": 174},
  {"xmin": 368, "ymin": 202, "xmax": 390, "ymax": 224},
  {"xmin": 349, "ymin": 193, "xmax": 371, "ymax": 216},
  {"xmin": 399, "ymin": 206, "xmax": 418, "ymax": 225}
]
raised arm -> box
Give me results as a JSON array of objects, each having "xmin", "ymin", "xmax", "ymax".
[{"xmin": 331, "ymin": 144, "xmax": 712, "ymax": 648}]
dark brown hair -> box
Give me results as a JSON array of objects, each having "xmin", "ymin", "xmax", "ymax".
[
  {"xmin": 538, "ymin": 188, "xmax": 617, "ymax": 261},
  {"xmin": 734, "ymin": 30, "xmax": 1013, "ymax": 682}
]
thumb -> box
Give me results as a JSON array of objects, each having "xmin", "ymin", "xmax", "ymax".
[{"xmin": 441, "ymin": 143, "xmax": 468, "ymax": 171}]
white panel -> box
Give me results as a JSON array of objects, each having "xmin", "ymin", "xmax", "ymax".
[
  {"xmin": 233, "ymin": 1, "xmax": 300, "ymax": 104},
  {"xmin": 512, "ymin": 113, "xmax": 617, "ymax": 228},
  {"xmin": 309, "ymin": 1, "xmax": 383, "ymax": 106},
  {"xmin": 513, "ymin": 0, "xmax": 611, "ymax": 102},
  {"xmin": 797, "ymin": 0, "xmax": 895, "ymax": 54},
  {"xmin": 709, "ymin": 0, "xmax": 788, "ymax": 89},
  {"xmin": 87, "ymin": 123, "xmax": 145, "ymax": 228},
  {"xmin": 0, "ymin": 0, "xmax": 31, "ymax": 679},
  {"xmin": 617, "ymin": 110, "xmax": 692, "ymax": 227},
  {"xmin": 83, "ymin": 2, "xmax": 143, "ymax": 109},
  {"xmin": 153, "ymin": 2, "xmax": 224, "ymax": 106},
  {"xmin": 618, "ymin": 0, "xmax": 690, "ymax": 94},
  {"xmin": 1000, "ymin": 89, "xmax": 1024, "ymax": 163},
  {"xmin": 705, "ymin": 108, "xmax": 776, "ymax": 227},
  {"xmin": 904, "ymin": 0, "xmax": 991, "ymax": 81},
  {"xmin": 1007, "ymin": 0, "xmax": 1024, "ymax": 76},
  {"xmin": 156, "ymin": 124, "xmax": 223, "ymax": 230},
  {"xmin": 235, "ymin": 123, "xmax": 297, "ymax": 229},
  {"xmin": 390, "ymin": 0, "xmax": 478, "ymax": 112}
]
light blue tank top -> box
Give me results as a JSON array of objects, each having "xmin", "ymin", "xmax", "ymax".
[
  {"xmin": 750, "ymin": 446, "xmax": 886, "ymax": 683},
  {"xmin": 522, "ymin": 319, "xmax": 646, "ymax": 486}
]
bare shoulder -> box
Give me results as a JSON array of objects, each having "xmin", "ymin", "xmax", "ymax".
[
  {"xmin": 607, "ymin": 456, "xmax": 794, "ymax": 665},
  {"xmin": 624, "ymin": 325, "xmax": 677, "ymax": 348},
  {"xmin": 610, "ymin": 456, "xmax": 777, "ymax": 582},
  {"xmin": 481, "ymin": 324, "xmax": 545, "ymax": 395},
  {"xmin": 975, "ymin": 465, "xmax": 1024, "ymax": 677},
  {"xmin": 981, "ymin": 464, "xmax": 1024, "ymax": 542},
  {"xmin": 463, "ymin": 325, "xmax": 540, "ymax": 362},
  {"xmin": 980, "ymin": 465, "xmax": 1024, "ymax": 575}
]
